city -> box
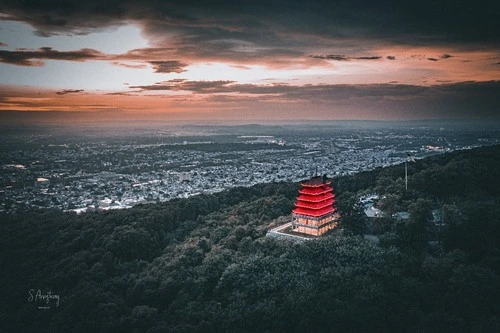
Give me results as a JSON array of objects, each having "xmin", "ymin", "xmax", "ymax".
[{"xmin": 2, "ymin": 122, "xmax": 498, "ymax": 214}]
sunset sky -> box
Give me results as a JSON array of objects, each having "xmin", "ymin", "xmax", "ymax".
[{"xmin": 0, "ymin": 0, "xmax": 499, "ymax": 122}]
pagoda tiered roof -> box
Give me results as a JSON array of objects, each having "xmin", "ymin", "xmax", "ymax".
[
  {"xmin": 297, "ymin": 192, "xmax": 335, "ymax": 202},
  {"xmin": 292, "ymin": 206, "xmax": 335, "ymax": 217},
  {"xmin": 293, "ymin": 176, "xmax": 336, "ymax": 218},
  {"xmin": 301, "ymin": 178, "xmax": 332, "ymax": 187},
  {"xmin": 298, "ymin": 186, "xmax": 333, "ymax": 195},
  {"xmin": 295, "ymin": 198, "xmax": 334, "ymax": 210}
]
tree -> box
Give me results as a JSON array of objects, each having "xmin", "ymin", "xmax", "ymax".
[
  {"xmin": 442, "ymin": 204, "xmax": 463, "ymax": 251},
  {"xmin": 405, "ymin": 199, "xmax": 433, "ymax": 254},
  {"xmin": 337, "ymin": 192, "xmax": 367, "ymax": 235},
  {"xmin": 377, "ymin": 193, "xmax": 401, "ymax": 217}
]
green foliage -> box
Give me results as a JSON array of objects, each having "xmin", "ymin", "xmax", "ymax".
[
  {"xmin": 336, "ymin": 192, "xmax": 367, "ymax": 235},
  {"xmin": 377, "ymin": 193, "xmax": 402, "ymax": 215}
]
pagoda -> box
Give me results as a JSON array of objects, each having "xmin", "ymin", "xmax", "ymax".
[{"xmin": 291, "ymin": 175, "xmax": 339, "ymax": 236}]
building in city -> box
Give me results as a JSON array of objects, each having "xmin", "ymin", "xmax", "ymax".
[{"xmin": 35, "ymin": 177, "xmax": 50, "ymax": 188}]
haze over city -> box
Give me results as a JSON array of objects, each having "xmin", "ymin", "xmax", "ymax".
[{"xmin": 1, "ymin": 0, "xmax": 499, "ymax": 122}]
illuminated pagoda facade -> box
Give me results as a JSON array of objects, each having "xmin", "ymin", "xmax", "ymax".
[{"xmin": 291, "ymin": 175, "xmax": 339, "ymax": 236}]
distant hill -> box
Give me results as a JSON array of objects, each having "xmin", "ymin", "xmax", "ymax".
[{"xmin": 1, "ymin": 145, "xmax": 499, "ymax": 333}]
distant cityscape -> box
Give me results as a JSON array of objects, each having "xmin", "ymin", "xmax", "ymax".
[{"xmin": 1, "ymin": 123, "xmax": 499, "ymax": 214}]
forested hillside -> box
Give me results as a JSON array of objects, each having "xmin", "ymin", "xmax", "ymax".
[{"xmin": 1, "ymin": 145, "xmax": 500, "ymax": 333}]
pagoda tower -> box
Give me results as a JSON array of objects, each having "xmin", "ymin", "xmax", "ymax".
[{"xmin": 291, "ymin": 175, "xmax": 338, "ymax": 236}]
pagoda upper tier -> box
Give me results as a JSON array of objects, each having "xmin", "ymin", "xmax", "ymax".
[
  {"xmin": 298, "ymin": 186, "xmax": 333, "ymax": 195},
  {"xmin": 297, "ymin": 192, "xmax": 335, "ymax": 203}
]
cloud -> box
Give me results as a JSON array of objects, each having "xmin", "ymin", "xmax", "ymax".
[
  {"xmin": 0, "ymin": 42, "xmax": 7, "ymax": 47},
  {"xmin": 131, "ymin": 80, "xmax": 238, "ymax": 92},
  {"xmin": 310, "ymin": 54, "xmax": 382, "ymax": 61},
  {"xmin": 105, "ymin": 92, "xmax": 136, "ymax": 96},
  {"xmin": 149, "ymin": 61, "xmax": 188, "ymax": 73},
  {"xmin": 0, "ymin": 47, "xmax": 187, "ymax": 73},
  {"xmin": 130, "ymin": 79, "xmax": 428, "ymax": 100},
  {"xmin": 128, "ymin": 80, "xmax": 500, "ymax": 119},
  {"xmin": 2, "ymin": 81, "xmax": 499, "ymax": 120},
  {"xmin": 0, "ymin": 1, "xmax": 498, "ymax": 99},
  {"xmin": 56, "ymin": 89, "xmax": 84, "ymax": 95},
  {"xmin": 0, "ymin": 47, "xmax": 104, "ymax": 66},
  {"xmin": 0, "ymin": 43, "xmax": 307, "ymax": 71},
  {"xmin": 129, "ymin": 78, "xmax": 499, "ymax": 102},
  {"xmin": 111, "ymin": 61, "xmax": 147, "ymax": 69},
  {"xmin": 356, "ymin": 56, "xmax": 382, "ymax": 60},
  {"xmin": 1, "ymin": 0, "xmax": 498, "ymax": 70},
  {"xmin": 310, "ymin": 54, "xmax": 350, "ymax": 61}
]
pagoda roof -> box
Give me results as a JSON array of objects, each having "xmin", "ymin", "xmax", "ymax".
[
  {"xmin": 292, "ymin": 206, "xmax": 336, "ymax": 217},
  {"xmin": 295, "ymin": 198, "xmax": 335, "ymax": 210},
  {"xmin": 298, "ymin": 185, "xmax": 333, "ymax": 195},
  {"xmin": 301, "ymin": 177, "xmax": 331, "ymax": 188},
  {"xmin": 297, "ymin": 192, "xmax": 335, "ymax": 203}
]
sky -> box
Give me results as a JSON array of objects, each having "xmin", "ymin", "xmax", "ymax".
[{"xmin": 0, "ymin": 0, "xmax": 499, "ymax": 122}]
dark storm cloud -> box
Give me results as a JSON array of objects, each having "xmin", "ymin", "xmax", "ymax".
[
  {"xmin": 56, "ymin": 89, "xmax": 84, "ymax": 95},
  {"xmin": 148, "ymin": 61, "xmax": 188, "ymax": 73},
  {"xmin": 0, "ymin": 47, "xmax": 104, "ymax": 66},
  {"xmin": 1, "ymin": 0, "xmax": 498, "ymax": 57}
]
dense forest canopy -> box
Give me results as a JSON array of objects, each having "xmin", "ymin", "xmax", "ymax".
[{"xmin": 1, "ymin": 145, "xmax": 500, "ymax": 332}]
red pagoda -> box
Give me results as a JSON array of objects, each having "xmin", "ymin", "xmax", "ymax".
[{"xmin": 291, "ymin": 175, "xmax": 339, "ymax": 236}]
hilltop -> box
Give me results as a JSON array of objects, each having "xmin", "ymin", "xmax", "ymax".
[{"xmin": 1, "ymin": 145, "xmax": 499, "ymax": 333}]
